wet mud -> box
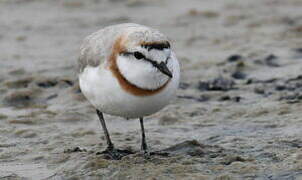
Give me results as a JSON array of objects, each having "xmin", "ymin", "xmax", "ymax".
[{"xmin": 1, "ymin": 0, "xmax": 302, "ymax": 179}]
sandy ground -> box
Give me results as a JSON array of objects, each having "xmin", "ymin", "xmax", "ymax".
[{"xmin": 1, "ymin": 0, "xmax": 302, "ymax": 179}]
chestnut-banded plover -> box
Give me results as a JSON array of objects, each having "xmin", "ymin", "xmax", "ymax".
[{"xmin": 78, "ymin": 23, "xmax": 180, "ymax": 159}]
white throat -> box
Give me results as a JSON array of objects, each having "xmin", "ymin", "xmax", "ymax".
[{"xmin": 116, "ymin": 55, "xmax": 170, "ymax": 90}]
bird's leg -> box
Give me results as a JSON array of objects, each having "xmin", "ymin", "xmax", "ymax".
[
  {"xmin": 96, "ymin": 109, "xmax": 114, "ymax": 150},
  {"xmin": 139, "ymin": 117, "xmax": 170, "ymax": 158},
  {"xmin": 96, "ymin": 110, "xmax": 133, "ymax": 160},
  {"xmin": 139, "ymin": 117, "xmax": 148, "ymax": 154}
]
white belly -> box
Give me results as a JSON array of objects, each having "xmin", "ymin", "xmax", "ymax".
[{"xmin": 79, "ymin": 64, "xmax": 179, "ymax": 119}]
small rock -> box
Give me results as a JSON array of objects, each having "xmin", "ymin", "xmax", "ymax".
[
  {"xmin": 219, "ymin": 96, "xmax": 241, "ymax": 102},
  {"xmin": 36, "ymin": 78, "xmax": 57, "ymax": 88},
  {"xmin": 231, "ymin": 71, "xmax": 246, "ymax": 80},
  {"xmin": 275, "ymin": 84, "xmax": 287, "ymax": 91},
  {"xmin": 265, "ymin": 54, "xmax": 280, "ymax": 67},
  {"xmin": 198, "ymin": 77, "xmax": 235, "ymax": 91},
  {"xmin": 219, "ymin": 95, "xmax": 231, "ymax": 101},
  {"xmin": 227, "ymin": 54, "xmax": 243, "ymax": 62}
]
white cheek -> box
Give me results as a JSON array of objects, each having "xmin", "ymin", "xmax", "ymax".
[{"xmin": 116, "ymin": 55, "xmax": 169, "ymax": 90}]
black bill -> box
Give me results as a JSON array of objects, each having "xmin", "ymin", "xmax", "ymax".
[{"xmin": 155, "ymin": 61, "xmax": 173, "ymax": 78}]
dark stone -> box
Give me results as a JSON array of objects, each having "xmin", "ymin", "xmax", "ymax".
[
  {"xmin": 246, "ymin": 79, "xmax": 253, "ymax": 84},
  {"xmin": 265, "ymin": 54, "xmax": 280, "ymax": 67},
  {"xmin": 227, "ymin": 54, "xmax": 243, "ymax": 62},
  {"xmin": 275, "ymin": 85, "xmax": 287, "ymax": 91},
  {"xmin": 219, "ymin": 95, "xmax": 241, "ymax": 102},
  {"xmin": 231, "ymin": 71, "xmax": 246, "ymax": 80},
  {"xmin": 36, "ymin": 80, "xmax": 57, "ymax": 88},
  {"xmin": 198, "ymin": 77, "xmax": 235, "ymax": 91},
  {"xmin": 233, "ymin": 96, "xmax": 241, "ymax": 102},
  {"xmin": 219, "ymin": 95, "xmax": 231, "ymax": 101}
]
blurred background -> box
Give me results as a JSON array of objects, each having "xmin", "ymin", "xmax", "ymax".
[{"xmin": 1, "ymin": 0, "xmax": 302, "ymax": 179}]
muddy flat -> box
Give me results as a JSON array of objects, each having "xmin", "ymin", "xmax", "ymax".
[{"xmin": 1, "ymin": 0, "xmax": 302, "ymax": 179}]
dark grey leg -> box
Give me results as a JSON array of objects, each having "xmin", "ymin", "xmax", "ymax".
[
  {"xmin": 139, "ymin": 117, "xmax": 148, "ymax": 153},
  {"xmin": 96, "ymin": 109, "xmax": 114, "ymax": 150},
  {"xmin": 96, "ymin": 110, "xmax": 134, "ymax": 160}
]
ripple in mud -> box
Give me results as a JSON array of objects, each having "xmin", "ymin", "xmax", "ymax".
[
  {"xmin": 177, "ymin": 95, "xmax": 210, "ymax": 102},
  {"xmin": 4, "ymin": 77, "xmax": 33, "ymax": 88},
  {"xmin": 3, "ymin": 89, "xmax": 40, "ymax": 108},
  {"xmin": 161, "ymin": 140, "xmax": 234, "ymax": 160}
]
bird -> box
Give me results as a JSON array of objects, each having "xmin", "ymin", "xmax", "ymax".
[{"xmin": 77, "ymin": 23, "xmax": 180, "ymax": 159}]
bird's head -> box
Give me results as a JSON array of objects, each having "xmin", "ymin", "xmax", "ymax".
[{"xmin": 110, "ymin": 26, "xmax": 175, "ymax": 92}]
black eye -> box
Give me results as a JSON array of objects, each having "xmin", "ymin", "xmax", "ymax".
[{"xmin": 133, "ymin": 51, "xmax": 145, "ymax": 60}]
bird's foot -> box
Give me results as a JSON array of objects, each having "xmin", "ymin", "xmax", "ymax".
[
  {"xmin": 97, "ymin": 147, "xmax": 134, "ymax": 160},
  {"xmin": 140, "ymin": 150, "xmax": 151, "ymax": 159}
]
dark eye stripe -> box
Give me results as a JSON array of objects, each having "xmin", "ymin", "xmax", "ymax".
[{"xmin": 120, "ymin": 51, "xmax": 146, "ymax": 60}]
